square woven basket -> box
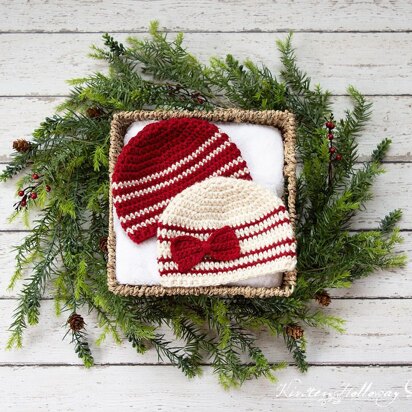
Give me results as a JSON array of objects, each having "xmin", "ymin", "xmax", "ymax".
[{"xmin": 107, "ymin": 109, "xmax": 297, "ymax": 298}]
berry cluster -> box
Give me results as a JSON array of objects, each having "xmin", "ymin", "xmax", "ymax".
[
  {"xmin": 325, "ymin": 115, "xmax": 342, "ymax": 162},
  {"xmin": 14, "ymin": 173, "xmax": 51, "ymax": 211},
  {"xmin": 325, "ymin": 114, "xmax": 342, "ymax": 188}
]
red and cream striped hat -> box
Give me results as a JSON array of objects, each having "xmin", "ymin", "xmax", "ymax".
[
  {"xmin": 157, "ymin": 177, "xmax": 297, "ymax": 287},
  {"xmin": 112, "ymin": 118, "xmax": 252, "ymax": 244}
]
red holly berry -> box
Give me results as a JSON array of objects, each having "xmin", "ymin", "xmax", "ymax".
[
  {"xmin": 327, "ymin": 133, "xmax": 334, "ymax": 140},
  {"xmin": 30, "ymin": 192, "xmax": 38, "ymax": 200},
  {"xmin": 329, "ymin": 146, "xmax": 336, "ymax": 154},
  {"xmin": 45, "ymin": 185, "xmax": 51, "ymax": 192},
  {"xmin": 18, "ymin": 190, "xmax": 24, "ymax": 197},
  {"xmin": 335, "ymin": 153, "xmax": 342, "ymax": 161},
  {"xmin": 21, "ymin": 199, "xmax": 27, "ymax": 207},
  {"xmin": 325, "ymin": 121, "xmax": 335, "ymax": 130},
  {"xmin": 32, "ymin": 173, "xmax": 39, "ymax": 180}
]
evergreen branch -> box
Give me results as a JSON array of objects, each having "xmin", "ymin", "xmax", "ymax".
[
  {"xmin": 380, "ymin": 209, "xmax": 403, "ymax": 234},
  {"xmin": 284, "ymin": 333, "xmax": 308, "ymax": 372},
  {"xmin": 127, "ymin": 21, "xmax": 213, "ymax": 97},
  {"xmin": 2, "ymin": 26, "xmax": 406, "ymax": 388},
  {"xmin": 69, "ymin": 329, "xmax": 94, "ymax": 367}
]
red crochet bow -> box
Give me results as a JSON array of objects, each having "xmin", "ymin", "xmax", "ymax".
[{"xmin": 170, "ymin": 226, "xmax": 241, "ymax": 272}]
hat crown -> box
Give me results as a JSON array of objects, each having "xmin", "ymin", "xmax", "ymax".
[{"xmin": 160, "ymin": 176, "xmax": 284, "ymax": 230}]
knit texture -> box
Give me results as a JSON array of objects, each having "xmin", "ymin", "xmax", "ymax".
[
  {"xmin": 112, "ymin": 117, "xmax": 252, "ymax": 244},
  {"xmin": 157, "ymin": 177, "xmax": 297, "ymax": 287}
]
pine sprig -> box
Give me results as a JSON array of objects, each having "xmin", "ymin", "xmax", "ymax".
[
  {"xmin": 70, "ymin": 329, "xmax": 94, "ymax": 368},
  {"xmin": 380, "ymin": 209, "xmax": 403, "ymax": 234},
  {"xmin": 1, "ymin": 26, "xmax": 405, "ymax": 388}
]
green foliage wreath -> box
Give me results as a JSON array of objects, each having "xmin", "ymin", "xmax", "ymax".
[{"xmin": 1, "ymin": 22, "xmax": 405, "ymax": 388}]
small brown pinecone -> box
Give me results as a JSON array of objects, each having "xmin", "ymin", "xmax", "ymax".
[
  {"xmin": 67, "ymin": 313, "xmax": 85, "ymax": 331},
  {"xmin": 315, "ymin": 290, "xmax": 331, "ymax": 307},
  {"xmin": 286, "ymin": 324, "xmax": 304, "ymax": 340},
  {"xmin": 13, "ymin": 139, "xmax": 31, "ymax": 153},
  {"xmin": 99, "ymin": 236, "xmax": 108, "ymax": 253},
  {"xmin": 86, "ymin": 107, "xmax": 103, "ymax": 118}
]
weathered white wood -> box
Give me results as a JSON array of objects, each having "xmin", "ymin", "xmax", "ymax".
[
  {"xmin": 0, "ymin": 1, "xmax": 411, "ymax": 406},
  {"xmin": 1, "ymin": 231, "xmax": 410, "ymax": 299},
  {"xmin": 1, "ymin": 96, "xmax": 411, "ymax": 163},
  {"xmin": 2, "ymin": 163, "xmax": 410, "ymax": 231},
  {"xmin": 1, "ymin": 0, "xmax": 412, "ymax": 33},
  {"xmin": 0, "ymin": 97, "xmax": 64, "ymax": 163},
  {"xmin": 0, "ymin": 33, "xmax": 411, "ymax": 96},
  {"xmin": 0, "ymin": 365, "xmax": 411, "ymax": 411},
  {"xmin": 1, "ymin": 299, "xmax": 412, "ymax": 365},
  {"xmin": 350, "ymin": 163, "xmax": 411, "ymax": 230}
]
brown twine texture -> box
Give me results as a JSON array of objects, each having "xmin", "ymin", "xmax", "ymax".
[{"xmin": 107, "ymin": 109, "xmax": 297, "ymax": 298}]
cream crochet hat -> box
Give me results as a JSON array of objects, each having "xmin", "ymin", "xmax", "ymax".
[{"xmin": 157, "ymin": 177, "xmax": 297, "ymax": 287}]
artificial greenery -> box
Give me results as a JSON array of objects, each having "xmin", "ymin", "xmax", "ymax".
[{"xmin": 1, "ymin": 22, "xmax": 406, "ymax": 388}]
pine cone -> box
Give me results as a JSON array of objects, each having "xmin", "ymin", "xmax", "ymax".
[
  {"xmin": 286, "ymin": 324, "xmax": 304, "ymax": 340},
  {"xmin": 13, "ymin": 139, "xmax": 31, "ymax": 153},
  {"xmin": 315, "ymin": 290, "xmax": 331, "ymax": 307},
  {"xmin": 99, "ymin": 237, "xmax": 108, "ymax": 253},
  {"xmin": 67, "ymin": 313, "xmax": 85, "ymax": 331},
  {"xmin": 86, "ymin": 107, "xmax": 103, "ymax": 118}
]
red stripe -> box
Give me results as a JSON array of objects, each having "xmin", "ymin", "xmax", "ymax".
[
  {"xmin": 158, "ymin": 205, "xmax": 287, "ymax": 235},
  {"xmin": 159, "ymin": 251, "xmax": 297, "ymax": 276},
  {"xmin": 158, "ymin": 237, "xmax": 296, "ymax": 264},
  {"xmin": 128, "ymin": 224, "xmax": 157, "ymax": 244}
]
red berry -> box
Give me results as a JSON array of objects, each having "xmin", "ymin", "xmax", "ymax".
[
  {"xmin": 18, "ymin": 190, "xmax": 24, "ymax": 197},
  {"xmin": 335, "ymin": 153, "xmax": 342, "ymax": 161},
  {"xmin": 21, "ymin": 199, "xmax": 27, "ymax": 207},
  {"xmin": 327, "ymin": 133, "xmax": 334, "ymax": 140},
  {"xmin": 32, "ymin": 173, "xmax": 39, "ymax": 180},
  {"xmin": 329, "ymin": 146, "xmax": 337, "ymax": 154},
  {"xmin": 325, "ymin": 121, "xmax": 335, "ymax": 130},
  {"xmin": 45, "ymin": 185, "xmax": 51, "ymax": 192},
  {"xmin": 30, "ymin": 192, "xmax": 37, "ymax": 200}
]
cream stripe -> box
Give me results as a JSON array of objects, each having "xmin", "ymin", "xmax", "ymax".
[
  {"xmin": 158, "ymin": 242, "xmax": 296, "ymax": 271},
  {"xmin": 226, "ymin": 168, "xmax": 249, "ymax": 179},
  {"xmin": 240, "ymin": 226, "xmax": 294, "ymax": 252},
  {"xmin": 125, "ymin": 216, "xmax": 159, "ymax": 234},
  {"xmin": 119, "ymin": 199, "xmax": 170, "ymax": 223},
  {"xmin": 112, "ymin": 131, "xmax": 223, "ymax": 190},
  {"xmin": 113, "ymin": 141, "xmax": 236, "ymax": 203},
  {"xmin": 159, "ymin": 256, "xmax": 297, "ymax": 287}
]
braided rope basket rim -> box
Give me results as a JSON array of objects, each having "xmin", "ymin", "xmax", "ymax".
[{"xmin": 107, "ymin": 109, "xmax": 297, "ymax": 298}]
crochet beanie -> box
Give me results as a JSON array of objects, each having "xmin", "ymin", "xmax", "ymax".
[
  {"xmin": 112, "ymin": 117, "xmax": 252, "ymax": 244},
  {"xmin": 157, "ymin": 177, "xmax": 297, "ymax": 287}
]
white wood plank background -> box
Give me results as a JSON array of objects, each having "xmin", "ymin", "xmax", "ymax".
[{"xmin": 0, "ymin": 1, "xmax": 411, "ymax": 411}]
